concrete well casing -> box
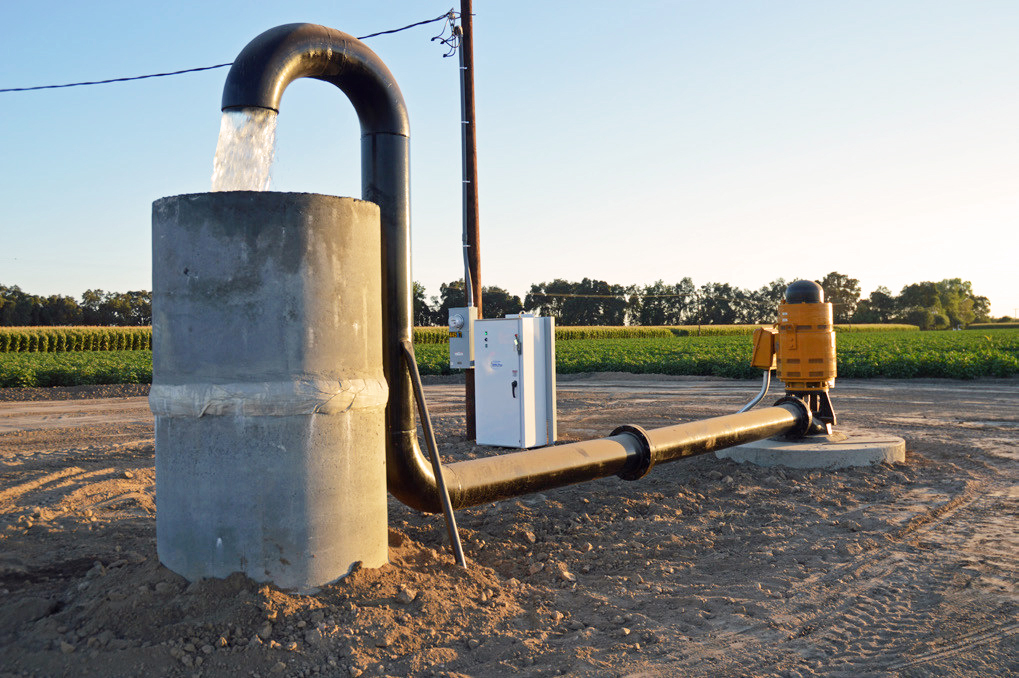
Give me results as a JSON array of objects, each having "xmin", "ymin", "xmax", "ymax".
[{"xmin": 150, "ymin": 192, "xmax": 388, "ymax": 591}]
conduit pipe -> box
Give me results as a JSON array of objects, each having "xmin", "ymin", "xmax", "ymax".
[
  {"xmin": 737, "ymin": 370, "xmax": 772, "ymax": 413},
  {"xmin": 221, "ymin": 24, "xmax": 813, "ymax": 516}
]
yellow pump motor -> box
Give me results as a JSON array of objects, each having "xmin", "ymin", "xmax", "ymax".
[
  {"xmin": 776, "ymin": 289, "xmax": 836, "ymax": 391},
  {"xmin": 751, "ymin": 280, "xmax": 837, "ymax": 433}
]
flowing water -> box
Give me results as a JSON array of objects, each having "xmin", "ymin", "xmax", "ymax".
[{"xmin": 211, "ymin": 108, "xmax": 278, "ymax": 191}]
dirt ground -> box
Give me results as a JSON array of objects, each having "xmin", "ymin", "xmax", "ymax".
[{"xmin": 0, "ymin": 374, "xmax": 1016, "ymax": 678}]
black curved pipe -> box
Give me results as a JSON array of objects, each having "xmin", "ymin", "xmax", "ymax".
[
  {"xmin": 222, "ymin": 23, "xmax": 408, "ymax": 134},
  {"xmin": 221, "ymin": 23, "xmax": 439, "ymax": 512}
]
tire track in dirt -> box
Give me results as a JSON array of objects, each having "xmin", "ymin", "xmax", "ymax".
[
  {"xmin": 705, "ymin": 479, "xmax": 994, "ymax": 675},
  {"xmin": 817, "ymin": 480, "xmax": 983, "ymax": 586},
  {"xmin": 885, "ymin": 620, "xmax": 1019, "ymax": 670}
]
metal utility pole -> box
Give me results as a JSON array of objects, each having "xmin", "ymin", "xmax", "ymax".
[{"xmin": 459, "ymin": 0, "xmax": 482, "ymax": 438}]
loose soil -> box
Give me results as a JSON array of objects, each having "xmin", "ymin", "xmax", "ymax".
[{"xmin": 0, "ymin": 375, "xmax": 1016, "ymax": 678}]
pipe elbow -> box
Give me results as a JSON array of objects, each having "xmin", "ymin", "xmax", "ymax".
[
  {"xmin": 221, "ymin": 23, "xmax": 410, "ymax": 137},
  {"xmin": 386, "ymin": 429, "xmax": 445, "ymax": 514}
]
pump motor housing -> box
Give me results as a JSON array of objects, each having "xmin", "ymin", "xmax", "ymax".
[{"xmin": 775, "ymin": 300, "xmax": 837, "ymax": 391}]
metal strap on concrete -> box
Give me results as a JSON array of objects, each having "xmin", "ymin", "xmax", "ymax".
[{"xmin": 149, "ymin": 378, "xmax": 389, "ymax": 418}]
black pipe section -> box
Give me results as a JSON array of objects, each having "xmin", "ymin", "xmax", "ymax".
[
  {"xmin": 220, "ymin": 25, "xmax": 813, "ymax": 516},
  {"xmin": 440, "ymin": 401, "xmax": 809, "ymax": 510}
]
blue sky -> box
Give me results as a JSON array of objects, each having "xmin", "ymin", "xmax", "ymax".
[{"xmin": 2, "ymin": 1, "xmax": 1017, "ymax": 316}]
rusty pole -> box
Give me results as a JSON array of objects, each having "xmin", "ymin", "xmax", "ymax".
[{"xmin": 460, "ymin": 0, "xmax": 482, "ymax": 438}]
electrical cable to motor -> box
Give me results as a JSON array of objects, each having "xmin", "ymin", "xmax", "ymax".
[{"xmin": 0, "ymin": 10, "xmax": 458, "ymax": 94}]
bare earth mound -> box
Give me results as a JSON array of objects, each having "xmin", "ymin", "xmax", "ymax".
[{"xmin": 0, "ymin": 376, "xmax": 1016, "ymax": 677}]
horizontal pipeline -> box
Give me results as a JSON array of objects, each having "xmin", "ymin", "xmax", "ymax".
[{"xmin": 439, "ymin": 399, "xmax": 809, "ymax": 511}]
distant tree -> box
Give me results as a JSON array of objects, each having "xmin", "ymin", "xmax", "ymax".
[
  {"xmin": 896, "ymin": 282, "xmax": 946, "ymax": 330},
  {"xmin": 852, "ymin": 286, "xmax": 897, "ymax": 323},
  {"xmin": 817, "ymin": 272, "xmax": 861, "ymax": 323},
  {"xmin": 481, "ymin": 286, "xmax": 524, "ymax": 320},
  {"xmin": 122, "ymin": 291, "xmax": 152, "ymax": 325},
  {"xmin": 429, "ymin": 281, "xmax": 524, "ymax": 325},
  {"xmin": 526, "ymin": 278, "xmax": 629, "ymax": 325},
  {"xmin": 972, "ymin": 296, "xmax": 992, "ymax": 323},
  {"xmin": 578, "ymin": 278, "xmax": 629, "ymax": 325},
  {"xmin": 412, "ymin": 282, "xmax": 433, "ymax": 326},
  {"xmin": 81, "ymin": 289, "xmax": 110, "ymax": 325},
  {"xmin": 39, "ymin": 295, "xmax": 83, "ymax": 325},
  {"xmin": 0, "ymin": 285, "xmax": 38, "ymax": 325},
  {"xmin": 935, "ymin": 278, "xmax": 978, "ymax": 328},
  {"xmin": 902, "ymin": 307, "xmax": 950, "ymax": 331},
  {"xmin": 884, "ymin": 278, "xmax": 989, "ymax": 329},
  {"xmin": 690, "ymin": 282, "xmax": 741, "ymax": 324},
  {"xmin": 433, "ymin": 280, "xmax": 467, "ymax": 324},
  {"xmin": 632, "ymin": 278, "xmax": 696, "ymax": 326},
  {"xmin": 739, "ymin": 278, "xmax": 787, "ymax": 324},
  {"xmin": 524, "ymin": 279, "xmax": 568, "ymax": 320},
  {"xmin": 80, "ymin": 289, "xmax": 150, "ymax": 325}
]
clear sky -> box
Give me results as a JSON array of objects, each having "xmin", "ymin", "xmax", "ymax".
[{"xmin": 2, "ymin": 1, "xmax": 1017, "ymax": 316}]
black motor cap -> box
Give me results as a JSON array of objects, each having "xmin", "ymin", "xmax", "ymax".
[{"xmin": 785, "ymin": 280, "xmax": 824, "ymax": 304}]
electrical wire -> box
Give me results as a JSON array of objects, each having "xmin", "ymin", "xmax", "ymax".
[
  {"xmin": 526, "ymin": 292, "xmax": 697, "ymax": 299},
  {"xmin": 359, "ymin": 10, "xmax": 453, "ymax": 40},
  {"xmin": 0, "ymin": 10, "xmax": 456, "ymax": 94},
  {"xmin": 0, "ymin": 64, "xmax": 234, "ymax": 93}
]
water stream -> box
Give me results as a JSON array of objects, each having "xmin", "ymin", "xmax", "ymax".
[{"xmin": 211, "ymin": 108, "xmax": 278, "ymax": 192}]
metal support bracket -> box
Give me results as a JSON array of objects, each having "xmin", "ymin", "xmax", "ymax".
[{"xmin": 400, "ymin": 340, "xmax": 467, "ymax": 568}]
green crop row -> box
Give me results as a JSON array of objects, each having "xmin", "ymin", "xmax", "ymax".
[
  {"xmin": 969, "ymin": 323, "xmax": 1019, "ymax": 330},
  {"xmin": 418, "ymin": 323, "xmax": 918, "ymax": 343},
  {"xmin": 0, "ymin": 324, "xmax": 918, "ymax": 352},
  {"xmin": 835, "ymin": 323, "xmax": 920, "ymax": 333},
  {"xmin": 0, "ymin": 350, "xmax": 152, "ymax": 387},
  {"xmin": 413, "ymin": 327, "xmax": 453, "ymax": 344},
  {"xmin": 556, "ymin": 326, "xmax": 674, "ymax": 340},
  {"xmin": 835, "ymin": 329, "xmax": 1019, "ymax": 379},
  {"xmin": 0, "ymin": 326, "xmax": 151, "ymax": 353},
  {"xmin": 414, "ymin": 325, "xmax": 675, "ymax": 344},
  {"xmin": 3, "ymin": 329, "xmax": 1014, "ymax": 387},
  {"xmin": 415, "ymin": 329, "xmax": 1019, "ymax": 379},
  {"xmin": 667, "ymin": 323, "xmax": 918, "ymax": 336}
]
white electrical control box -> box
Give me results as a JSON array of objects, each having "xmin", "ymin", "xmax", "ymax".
[
  {"xmin": 448, "ymin": 306, "xmax": 477, "ymax": 369},
  {"xmin": 474, "ymin": 314, "xmax": 556, "ymax": 448}
]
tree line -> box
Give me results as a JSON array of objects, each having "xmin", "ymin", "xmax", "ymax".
[
  {"xmin": 1, "ymin": 272, "xmax": 994, "ymax": 330},
  {"xmin": 415, "ymin": 272, "xmax": 995, "ymax": 330},
  {"xmin": 0, "ymin": 285, "xmax": 151, "ymax": 326}
]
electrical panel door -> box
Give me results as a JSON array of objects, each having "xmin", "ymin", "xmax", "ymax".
[
  {"xmin": 474, "ymin": 318, "xmax": 522, "ymax": 446},
  {"xmin": 474, "ymin": 315, "xmax": 556, "ymax": 448},
  {"xmin": 448, "ymin": 306, "xmax": 477, "ymax": 369}
]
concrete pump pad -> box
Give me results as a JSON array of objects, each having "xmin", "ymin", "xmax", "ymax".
[{"xmin": 717, "ymin": 430, "xmax": 906, "ymax": 469}]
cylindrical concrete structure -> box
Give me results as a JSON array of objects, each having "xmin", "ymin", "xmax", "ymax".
[{"xmin": 150, "ymin": 192, "xmax": 388, "ymax": 591}]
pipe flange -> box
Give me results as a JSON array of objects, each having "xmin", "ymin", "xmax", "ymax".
[
  {"xmin": 612, "ymin": 424, "xmax": 655, "ymax": 481},
  {"xmin": 773, "ymin": 395, "xmax": 813, "ymax": 439}
]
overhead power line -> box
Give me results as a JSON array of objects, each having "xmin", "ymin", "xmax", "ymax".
[
  {"xmin": 358, "ymin": 10, "xmax": 454, "ymax": 40},
  {"xmin": 528, "ymin": 292, "xmax": 658, "ymax": 299},
  {"xmin": 0, "ymin": 64, "xmax": 235, "ymax": 93},
  {"xmin": 0, "ymin": 10, "xmax": 455, "ymax": 94}
]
